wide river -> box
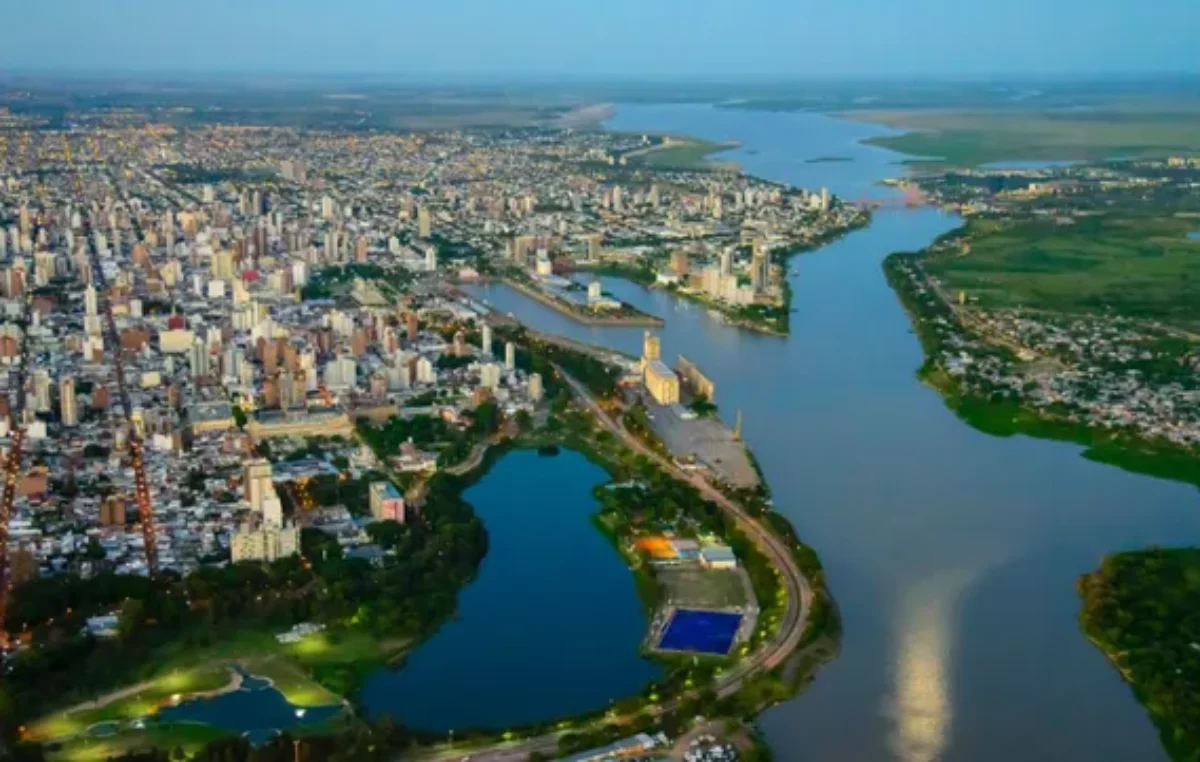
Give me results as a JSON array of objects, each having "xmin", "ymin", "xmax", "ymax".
[{"xmin": 458, "ymin": 104, "xmax": 1200, "ymax": 762}]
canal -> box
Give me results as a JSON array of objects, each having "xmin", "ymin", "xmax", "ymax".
[{"xmin": 458, "ymin": 104, "xmax": 1200, "ymax": 762}]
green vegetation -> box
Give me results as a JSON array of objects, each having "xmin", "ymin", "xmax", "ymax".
[
  {"xmin": 854, "ymin": 108, "xmax": 1200, "ymax": 167},
  {"xmin": 3, "ymin": 472, "xmax": 486, "ymax": 744},
  {"xmin": 884, "ymin": 251, "xmax": 1200, "ymax": 488},
  {"xmin": 925, "ymin": 214, "xmax": 1200, "ymax": 328},
  {"xmin": 624, "ymin": 139, "xmax": 736, "ymax": 171},
  {"xmin": 1078, "ymin": 549, "xmax": 1200, "ymax": 762},
  {"xmin": 300, "ymin": 264, "xmax": 411, "ymax": 301}
]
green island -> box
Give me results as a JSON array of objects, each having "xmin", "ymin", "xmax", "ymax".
[
  {"xmin": 1077, "ymin": 549, "xmax": 1200, "ymax": 762},
  {"xmin": 2, "ymin": 330, "xmax": 835, "ymax": 762},
  {"xmin": 883, "ymin": 156, "xmax": 1200, "ymax": 488}
]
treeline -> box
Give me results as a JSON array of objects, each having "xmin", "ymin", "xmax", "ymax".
[{"xmin": 1078, "ymin": 548, "xmax": 1200, "ymax": 762}]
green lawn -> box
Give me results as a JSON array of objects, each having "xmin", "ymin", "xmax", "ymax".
[
  {"xmin": 851, "ymin": 108, "xmax": 1200, "ymax": 166},
  {"xmin": 27, "ymin": 666, "xmax": 233, "ymax": 743},
  {"xmin": 27, "ymin": 626, "xmax": 402, "ymax": 746},
  {"xmin": 49, "ymin": 722, "xmax": 229, "ymax": 762},
  {"xmin": 924, "ymin": 213, "xmax": 1200, "ymax": 328},
  {"xmin": 629, "ymin": 139, "xmax": 734, "ymax": 170}
]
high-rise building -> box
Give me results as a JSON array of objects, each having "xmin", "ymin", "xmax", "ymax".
[
  {"xmin": 481, "ymin": 324, "xmax": 493, "ymax": 357},
  {"xmin": 243, "ymin": 459, "xmax": 273, "ymax": 514},
  {"xmin": 643, "ymin": 331, "xmax": 662, "ymax": 365},
  {"xmin": 59, "ymin": 377, "xmax": 78, "ymax": 426},
  {"xmin": 504, "ymin": 341, "xmax": 516, "ymax": 371},
  {"xmin": 84, "ymin": 284, "xmax": 98, "ymax": 316},
  {"xmin": 425, "ymin": 245, "xmax": 437, "ymax": 272},
  {"xmin": 719, "ymin": 248, "xmax": 733, "ymax": 276},
  {"xmin": 31, "ymin": 370, "xmax": 51, "ymax": 413},
  {"xmin": 230, "ymin": 521, "xmax": 300, "ymax": 563},
  {"xmin": 528, "ymin": 373, "xmax": 544, "ymax": 402},
  {"xmin": 417, "ymin": 206, "xmax": 431, "ymax": 238},
  {"xmin": 480, "ymin": 363, "xmax": 501, "ymax": 390},
  {"xmin": 189, "ymin": 338, "xmax": 210, "ymax": 379}
]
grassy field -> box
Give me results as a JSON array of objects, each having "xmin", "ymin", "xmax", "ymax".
[
  {"xmin": 26, "ymin": 666, "xmax": 234, "ymax": 743},
  {"xmin": 924, "ymin": 214, "xmax": 1200, "ymax": 329},
  {"xmin": 625, "ymin": 139, "xmax": 736, "ymax": 170},
  {"xmin": 658, "ymin": 566, "xmax": 750, "ymax": 610},
  {"xmin": 850, "ymin": 108, "xmax": 1200, "ymax": 167},
  {"xmin": 26, "ymin": 626, "xmax": 406, "ymax": 757}
]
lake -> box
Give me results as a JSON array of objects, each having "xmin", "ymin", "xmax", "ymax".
[
  {"xmin": 460, "ymin": 103, "xmax": 1200, "ymax": 762},
  {"xmin": 360, "ymin": 448, "xmax": 660, "ymax": 732}
]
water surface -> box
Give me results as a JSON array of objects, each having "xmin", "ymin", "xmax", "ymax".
[
  {"xmin": 360, "ymin": 449, "xmax": 660, "ymax": 731},
  {"xmin": 465, "ymin": 103, "xmax": 1200, "ymax": 762},
  {"xmin": 157, "ymin": 674, "xmax": 341, "ymax": 738}
]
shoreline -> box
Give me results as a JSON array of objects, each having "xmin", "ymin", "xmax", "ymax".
[
  {"xmin": 575, "ymin": 212, "xmax": 871, "ymax": 337},
  {"xmin": 501, "ymin": 276, "xmax": 665, "ymax": 327},
  {"xmin": 356, "ymin": 350, "xmax": 834, "ymax": 752},
  {"xmin": 882, "ymin": 250, "xmax": 1200, "ymax": 490}
]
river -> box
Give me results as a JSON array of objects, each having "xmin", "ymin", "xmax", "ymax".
[{"xmin": 457, "ymin": 104, "xmax": 1200, "ymax": 762}]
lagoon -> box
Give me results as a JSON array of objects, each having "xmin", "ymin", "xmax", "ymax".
[{"xmin": 360, "ymin": 449, "xmax": 660, "ymax": 732}]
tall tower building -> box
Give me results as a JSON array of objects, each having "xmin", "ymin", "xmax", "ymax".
[
  {"xmin": 60, "ymin": 377, "xmax": 78, "ymax": 427},
  {"xmin": 642, "ymin": 331, "xmax": 662, "ymax": 372},
  {"xmin": 417, "ymin": 206, "xmax": 431, "ymax": 239},
  {"xmin": 505, "ymin": 341, "xmax": 516, "ymax": 371},
  {"xmin": 481, "ymin": 324, "xmax": 493, "ymax": 357},
  {"xmin": 31, "ymin": 370, "xmax": 51, "ymax": 413},
  {"xmin": 85, "ymin": 284, "xmax": 98, "ymax": 316},
  {"xmin": 243, "ymin": 459, "xmax": 273, "ymax": 514}
]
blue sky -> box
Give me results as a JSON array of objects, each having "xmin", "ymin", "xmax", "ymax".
[{"xmin": 4, "ymin": 0, "xmax": 1196, "ymax": 78}]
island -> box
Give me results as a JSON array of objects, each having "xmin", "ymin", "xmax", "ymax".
[{"xmin": 1078, "ymin": 549, "xmax": 1200, "ymax": 762}]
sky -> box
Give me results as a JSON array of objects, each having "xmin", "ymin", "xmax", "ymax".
[{"xmin": 3, "ymin": 0, "xmax": 1197, "ymax": 79}]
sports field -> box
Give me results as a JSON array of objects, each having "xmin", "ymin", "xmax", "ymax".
[
  {"xmin": 658, "ymin": 566, "xmax": 751, "ymax": 610},
  {"xmin": 657, "ymin": 609, "xmax": 743, "ymax": 655}
]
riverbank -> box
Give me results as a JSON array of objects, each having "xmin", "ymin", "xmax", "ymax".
[
  {"xmin": 883, "ymin": 250, "xmax": 1200, "ymax": 490},
  {"xmin": 502, "ymin": 276, "xmax": 665, "ymax": 327},
  {"xmin": 575, "ymin": 211, "xmax": 870, "ymax": 337},
  {"xmin": 1077, "ymin": 548, "xmax": 1200, "ymax": 762}
]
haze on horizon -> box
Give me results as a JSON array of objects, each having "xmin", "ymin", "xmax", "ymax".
[{"xmin": 4, "ymin": 0, "xmax": 1197, "ymax": 79}]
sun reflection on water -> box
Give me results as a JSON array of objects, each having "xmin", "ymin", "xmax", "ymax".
[{"xmin": 888, "ymin": 570, "xmax": 975, "ymax": 762}]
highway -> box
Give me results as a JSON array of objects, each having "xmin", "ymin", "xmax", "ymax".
[
  {"xmin": 0, "ymin": 291, "xmax": 36, "ymax": 647},
  {"xmin": 416, "ymin": 368, "xmax": 813, "ymax": 762},
  {"xmin": 81, "ymin": 218, "xmax": 160, "ymax": 575}
]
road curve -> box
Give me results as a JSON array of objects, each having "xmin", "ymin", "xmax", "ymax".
[{"xmin": 416, "ymin": 369, "xmax": 814, "ymax": 762}]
